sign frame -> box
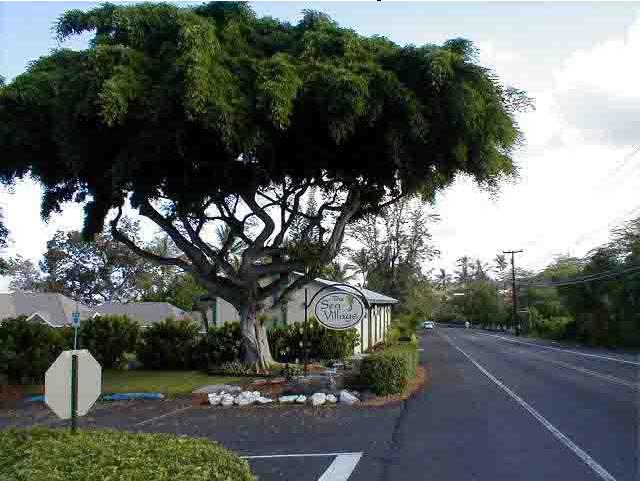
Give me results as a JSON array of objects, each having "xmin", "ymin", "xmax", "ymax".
[
  {"xmin": 313, "ymin": 291, "xmax": 366, "ymax": 331},
  {"xmin": 303, "ymin": 283, "xmax": 370, "ymax": 375}
]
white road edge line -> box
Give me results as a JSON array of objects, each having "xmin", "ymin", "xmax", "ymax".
[
  {"xmin": 441, "ymin": 333, "xmax": 617, "ymax": 481},
  {"xmin": 477, "ymin": 332, "xmax": 640, "ymax": 366},
  {"xmin": 134, "ymin": 405, "xmax": 192, "ymax": 427}
]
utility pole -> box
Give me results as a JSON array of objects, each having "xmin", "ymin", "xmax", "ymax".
[{"xmin": 503, "ymin": 250, "xmax": 523, "ymax": 336}]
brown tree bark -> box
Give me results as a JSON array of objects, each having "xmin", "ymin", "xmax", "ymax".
[{"xmin": 238, "ymin": 301, "xmax": 274, "ymax": 371}]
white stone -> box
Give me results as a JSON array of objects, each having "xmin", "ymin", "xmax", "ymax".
[
  {"xmin": 296, "ymin": 395, "xmax": 307, "ymax": 404},
  {"xmin": 339, "ymin": 390, "xmax": 359, "ymax": 405},
  {"xmin": 208, "ymin": 394, "xmax": 222, "ymax": 406},
  {"xmin": 252, "ymin": 391, "xmax": 260, "ymax": 397},
  {"xmin": 236, "ymin": 397, "xmax": 254, "ymax": 406},
  {"xmin": 326, "ymin": 394, "xmax": 337, "ymax": 404},
  {"xmin": 257, "ymin": 397, "xmax": 273, "ymax": 404},
  {"xmin": 311, "ymin": 393, "xmax": 326, "ymax": 406},
  {"xmin": 279, "ymin": 395, "xmax": 298, "ymax": 403},
  {"xmin": 221, "ymin": 395, "xmax": 235, "ymax": 406}
]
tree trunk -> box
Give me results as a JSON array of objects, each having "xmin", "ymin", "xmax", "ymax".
[{"xmin": 239, "ymin": 302, "xmax": 274, "ymax": 372}]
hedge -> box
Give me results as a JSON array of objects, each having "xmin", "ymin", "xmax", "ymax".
[
  {"xmin": 195, "ymin": 322, "xmax": 242, "ymax": 370},
  {"xmin": 267, "ymin": 317, "xmax": 360, "ymax": 362},
  {"xmin": 79, "ymin": 315, "xmax": 140, "ymax": 369},
  {"xmin": 360, "ymin": 344, "xmax": 419, "ymax": 396},
  {"xmin": 0, "ymin": 317, "xmax": 69, "ymax": 384},
  {"xmin": 0, "ymin": 428, "xmax": 254, "ymax": 481},
  {"xmin": 135, "ymin": 318, "xmax": 200, "ymax": 370}
]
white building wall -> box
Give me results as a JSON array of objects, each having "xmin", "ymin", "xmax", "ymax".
[{"xmin": 209, "ymin": 281, "xmax": 394, "ymax": 355}]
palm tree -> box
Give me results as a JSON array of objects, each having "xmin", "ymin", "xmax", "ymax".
[
  {"xmin": 474, "ymin": 259, "xmax": 490, "ymax": 280},
  {"xmin": 435, "ymin": 268, "xmax": 451, "ymax": 290},
  {"xmin": 347, "ymin": 248, "xmax": 370, "ymax": 287},
  {"xmin": 455, "ymin": 256, "xmax": 472, "ymax": 283},
  {"xmin": 323, "ymin": 261, "xmax": 357, "ymax": 283}
]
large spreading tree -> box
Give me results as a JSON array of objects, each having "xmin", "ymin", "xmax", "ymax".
[{"xmin": 0, "ymin": 2, "xmax": 532, "ymax": 369}]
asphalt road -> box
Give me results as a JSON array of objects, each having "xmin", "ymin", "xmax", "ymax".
[{"xmin": 2, "ymin": 329, "xmax": 638, "ymax": 481}]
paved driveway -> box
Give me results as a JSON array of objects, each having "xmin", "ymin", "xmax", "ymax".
[{"xmin": 2, "ymin": 330, "xmax": 638, "ymax": 481}]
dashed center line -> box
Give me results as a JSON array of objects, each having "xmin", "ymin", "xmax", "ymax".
[{"xmin": 476, "ymin": 332, "xmax": 640, "ymax": 366}]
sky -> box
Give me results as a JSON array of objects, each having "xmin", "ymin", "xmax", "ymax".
[{"xmin": 0, "ymin": 1, "xmax": 639, "ymax": 291}]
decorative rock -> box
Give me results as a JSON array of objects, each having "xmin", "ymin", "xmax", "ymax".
[
  {"xmin": 257, "ymin": 397, "xmax": 273, "ymax": 404},
  {"xmin": 208, "ymin": 394, "xmax": 222, "ymax": 406},
  {"xmin": 296, "ymin": 395, "xmax": 307, "ymax": 404},
  {"xmin": 236, "ymin": 396, "xmax": 254, "ymax": 406},
  {"xmin": 311, "ymin": 392, "xmax": 326, "ymax": 406},
  {"xmin": 326, "ymin": 394, "xmax": 337, "ymax": 404},
  {"xmin": 279, "ymin": 395, "xmax": 298, "ymax": 403},
  {"xmin": 221, "ymin": 394, "xmax": 235, "ymax": 407},
  {"xmin": 339, "ymin": 390, "xmax": 359, "ymax": 405}
]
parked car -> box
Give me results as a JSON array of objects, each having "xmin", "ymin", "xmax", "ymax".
[{"xmin": 423, "ymin": 321, "xmax": 435, "ymax": 329}]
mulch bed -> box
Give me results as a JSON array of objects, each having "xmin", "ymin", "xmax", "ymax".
[{"xmin": 0, "ymin": 385, "xmax": 28, "ymax": 408}]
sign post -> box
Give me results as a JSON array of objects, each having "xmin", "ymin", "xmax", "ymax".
[
  {"xmin": 45, "ymin": 350, "xmax": 101, "ymax": 433},
  {"xmin": 71, "ymin": 305, "xmax": 81, "ymax": 350}
]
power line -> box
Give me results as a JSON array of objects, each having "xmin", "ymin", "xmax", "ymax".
[{"xmin": 520, "ymin": 266, "xmax": 640, "ymax": 288}]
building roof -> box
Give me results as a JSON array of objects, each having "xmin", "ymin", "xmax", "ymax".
[
  {"xmin": 0, "ymin": 292, "xmax": 94, "ymax": 327},
  {"xmin": 94, "ymin": 301, "xmax": 202, "ymax": 326},
  {"xmin": 293, "ymin": 273, "xmax": 398, "ymax": 305}
]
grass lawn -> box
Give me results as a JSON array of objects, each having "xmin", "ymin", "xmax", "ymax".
[{"xmin": 24, "ymin": 370, "xmax": 250, "ymax": 396}]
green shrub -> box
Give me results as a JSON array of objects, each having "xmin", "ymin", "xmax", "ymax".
[
  {"xmin": 267, "ymin": 317, "xmax": 359, "ymax": 362},
  {"xmin": 195, "ymin": 322, "xmax": 242, "ymax": 370},
  {"xmin": 279, "ymin": 363, "xmax": 303, "ymax": 380},
  {"xmin": 0, "ymin": 428, "xmax": 253, "ymax": 481},
  {"xmin": 0, "ymin": 318, "xmax": 69, "ymax": 384},
  {"xmin": 532, "ymin": 315, "xmax": 574, "ymax": 341},
  {"xmin": 360, "ymin": 345, "xmax": 419, "ymax": 396},
  {"xmin": 217, "ymin": 361, "xmax": 256, "ymax": 376},
  {"xmin": 79, "ymin": 315, "xmax": 139, "ymax": 369},
  {"xmin": 136, "ymin": 318, "xmax": 199, "ymax": 370}
]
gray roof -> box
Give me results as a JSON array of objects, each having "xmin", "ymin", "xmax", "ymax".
[
  {"xmin": 293, "ymin": 273, "xmax": 398, "ymax": 305},
  {"xmin": 0, "ymin": 292, "xmax": 94, "ymax": 327},
  {"xmin": 94, "ymin": 302, "xmax": 202, "ymax": 326}
]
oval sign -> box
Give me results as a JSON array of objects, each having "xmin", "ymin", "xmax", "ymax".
[{"xmin": 314, "ymin": 291, "xmax": 365, "ymax": 330}]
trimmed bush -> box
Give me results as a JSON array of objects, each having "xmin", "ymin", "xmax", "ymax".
[
  {"xmin": 267, "ymin": 317, "xmax": 359, "ymax": 362},
  {"xmin": 360, "ymin": 345, "xmax": 419, "ymax": 396},
  {"xmin": 136, "ymin": 318, "xmax": 199, "ymax": 370},
  {"xmin": 195, "ymin": 322, "xmax": 242, "ymax": 370},
  {"xmin": 532, "ymin": 315, "xmax": 574, "ymax": 341},
  {"xmin": 0, "ymin": 428, "xmax": 253, "ymax": 481},
  {"xmin": 79, "ymin": 315, "xmax": 139, "ymax": 369},
  {"xmin": 0, "ymin": 317, "xmax": 69, "ymax": 384}
]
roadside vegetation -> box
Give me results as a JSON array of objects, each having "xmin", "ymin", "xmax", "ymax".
[{"xmin": 0, "ymin": 428, "xmax": 254, "ymax": 481}]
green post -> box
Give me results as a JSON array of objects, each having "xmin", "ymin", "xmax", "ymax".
[{"xmin": 71, "ymin": 353, "xmax": 78, "ymax": 433}]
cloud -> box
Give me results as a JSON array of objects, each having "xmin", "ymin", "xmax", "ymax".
[{"xmin": 552, "ymin": 17, "xmax": 640, "ymax": 147}]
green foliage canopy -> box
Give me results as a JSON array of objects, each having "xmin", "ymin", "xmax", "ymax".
[{"xmin": 1, "ymin": 1, "xmax": 530, "ymax": 238}]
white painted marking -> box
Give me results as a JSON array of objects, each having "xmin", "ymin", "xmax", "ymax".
[
  {"xmin": 477, "ymin": 332, "xmax": 640, "ymax": 366},
  {"xmin": 134, "ymin": 405, "xmax": 192, "ymax": 426},
  {"xmin": 441, "ymin": 333, "xmax": 617, "ymax": 481},
  {"xmin": 542, "ymin": 357, "xmax": 639, "ymax": 390},
  {"xmin": 318, "ymin": 453, "xmax": 362, "ymax": 481},
  {"xmin": 241, "ymin": 452, "xmax": 362, "ymax": 459},
  {"xmin": 242, "ymin": 452, "xmax": 363, "ymax": 481}
]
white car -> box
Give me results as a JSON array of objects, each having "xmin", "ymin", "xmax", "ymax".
[{"xmin": 423, "ymin": 321, "xmax": 435, "ymax": 329}]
